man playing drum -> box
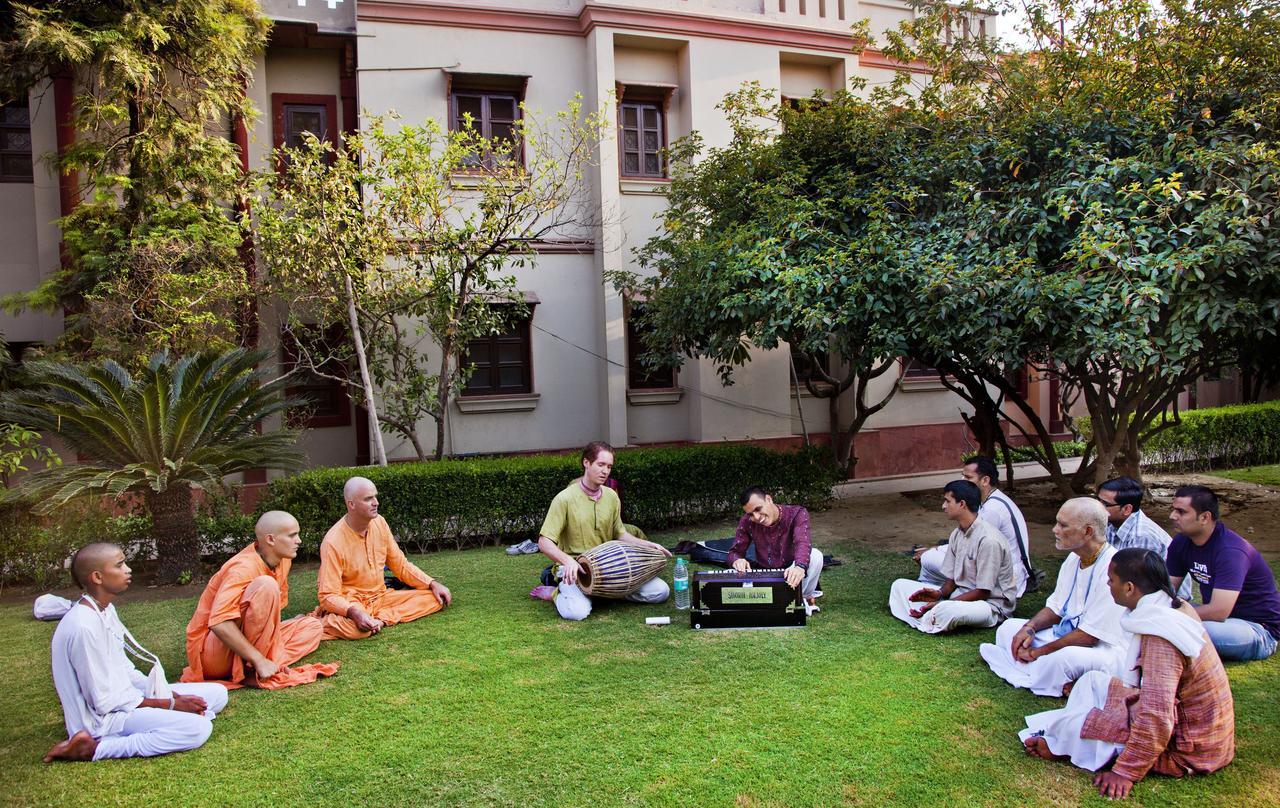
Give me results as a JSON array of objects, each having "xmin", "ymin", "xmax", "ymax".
[{"xmin": 529, "ymin": 441, "xmax": 672, "ymax": 620}]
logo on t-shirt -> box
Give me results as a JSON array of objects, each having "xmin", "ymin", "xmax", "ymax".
[{"xmin": 1190, "ymin": 561, "xmax": 1211, "ymax": 585}]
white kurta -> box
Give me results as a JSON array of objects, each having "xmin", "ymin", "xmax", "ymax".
[
  {"xmin": 980, "ymin": 545, "xmax": 1128, "ymax": 696},
  {"xmin": 50, "ymin": 601, "xmax": 227, "ymax": 759}
]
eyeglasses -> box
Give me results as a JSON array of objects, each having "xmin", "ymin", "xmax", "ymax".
[{"xmin": 1093, "ymin": 496, "xmax": 1120, "ymax": 509}]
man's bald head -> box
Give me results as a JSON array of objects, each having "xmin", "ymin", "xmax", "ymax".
[
  {"xmin": 343, "ymin": 476, "xmax": 375, "ymax": 502},
  {"xmin": 255, "ymin": 510, "xmax": 299, "ymax": 541},
  {"xmin": 1062, "ymin": 496, "xmax": 1109, "ymax": 538},
  {"xmin": 70, "ymin": 542, "xmax": 124, "ymax": 589}
]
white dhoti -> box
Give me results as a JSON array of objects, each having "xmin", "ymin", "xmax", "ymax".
[
  {"xmin": 554, "ymin": 576, "xmax": 670, "ymax": 621},
  {"xmin": 980, "ymin": 619, "xmax": 1127, "ymax": 697},
  {"xmin": 888, "ymin": 578, "xmax": 1000, "ymax": 634},
  {"xmin": 917, "ymin": 545, "xmax": 948, "ymax": 587},
  {"xmin": 1019, "ymin": 669, "xmax": 1122, "ymax": 771},
  {"xmin": 93, "ymin": 682, "xmax": 229, "ymax": 760}
]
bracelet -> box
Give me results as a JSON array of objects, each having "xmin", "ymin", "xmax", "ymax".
[{"xmin": 168, "ymin": 694, "xmax": 176, "ymax": 710}]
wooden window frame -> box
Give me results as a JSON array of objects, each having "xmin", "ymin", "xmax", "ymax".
[
  {"xmin": 0, "ymin": 100, "xmax": 33, "ymax": 183},
  {"xmin": 616, "ymin": 84, "xmax": 673, "ymax": 179},
  {"xmin": 626, "ymin": 305, "xmax": 677, "ymax": 391},
  {"xmin": 447, "ymin": 73, "xmax": 528, "ymax": 169},
  {"xmin": 280, "ymin": 324, "xmax": 352, "ymax": 429},
  {"xmin": 271, "ymin": 93, "xmax": 338, "ymax": 170},
  {"xmin": 461, "ymin": 304, "xmax": 536, "ymax": 397}
]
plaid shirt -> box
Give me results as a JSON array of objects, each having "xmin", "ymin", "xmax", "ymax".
[
  {"xmin": 1081, "ymin": 635, "xmax": 1235, "ymax": 782},
  {"xmin": 728, "ymin": 505, "xmax": 812, "ymax": 570}
]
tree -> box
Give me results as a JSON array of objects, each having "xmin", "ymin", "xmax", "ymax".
[
  {"xmin": 252, "ymin": 100, "xmax": 606, "ymax": 461},
  {"xmin": 0, "ymin": 0, "xmax": 269, "ymax": 363},
  {"xmin": 614, "ymin": 85, "xmax": 924, "ymax": 475},
  {"xmin": 1, "ymin": 349, "xmax": 303, "ymax": 582},
  {"xmin": 879, "ymin": 0, "xmax": 1280, "ymax": 487}
]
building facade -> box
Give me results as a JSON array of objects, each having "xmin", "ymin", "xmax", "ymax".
[{"xmin": 0, "ymin": 0, "xmax": 1248, "ymax": 479}]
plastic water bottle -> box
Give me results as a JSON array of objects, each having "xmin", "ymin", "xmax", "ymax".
[{"xmin": 673, "ymin": 558, "xmax": 690, "ymax": 610}]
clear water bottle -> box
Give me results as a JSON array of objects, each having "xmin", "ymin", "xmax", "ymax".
[{"xmin": 673, "ymin": 557, "xmax": 690, "ymax": 610}]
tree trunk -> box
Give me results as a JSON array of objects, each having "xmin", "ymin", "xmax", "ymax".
[
  {"xmin": 148, "ymin": 483, "xmax": 198, "ymax": 583},
  {"xmin": 344, "ymin": 273, "xmax": 387, "ymax": 466},
  {"xmin": 434, "ymin": 338, "xmax": 454, "ymax": 462}
]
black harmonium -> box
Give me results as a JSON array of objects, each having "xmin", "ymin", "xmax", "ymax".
[{"xmin": 690, "ymin": 568, "xmax": 806, "ymax": 630}]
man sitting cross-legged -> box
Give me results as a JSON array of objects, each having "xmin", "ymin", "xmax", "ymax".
[
  {"xmin": 1097, "ymin": 476, "xmax": 1190, "ymax": 600},
  {"xmin": 316, "ymin": 476, "xmax": 453, "ymax": 640},
  {"xmin": 730, "ymin": 485, "xmax": 825, "ymax": 614},
  {"xmin": 44, "ymin": 543, "xmax": 228, "ymax": 763},
  {"xmin": 889, "ymin": 480, "xmax": 1019, "ymax": 634},
  {"xmin": 915, "ymin": 455, "xmax": 1034, "ymax": 596},
  {"xmin": 1020, "ymin": 549, "xmax": 1234, "ymax": 800},
  {"xmin": 981, "ymin": 498, "xmax": 1127, "ymax": 696},
  {"xmin": 182, "ymin": 511, "xmax": 340, "ymax": 689},
  {"xmin": 530, "ymin": 441, "xmax": 672, "ymax": 620},
  {"xmin": 1166, "ymin": 484, "xmax": 1280, "ymax": 661}
]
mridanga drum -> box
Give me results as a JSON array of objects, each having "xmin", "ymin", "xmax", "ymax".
[{"xmin": 576, "ymin": 540, "xmax": 668, "ymax": 598}]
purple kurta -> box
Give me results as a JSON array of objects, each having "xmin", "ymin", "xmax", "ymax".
[{"xmin": 728, "ymin": 504, "xmax": 813, "ymax": 569}]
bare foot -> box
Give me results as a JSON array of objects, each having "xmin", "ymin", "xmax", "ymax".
[
  {"xmin": 529, "ymin": 585, "xmax": 556, "ymax": 602},
  {"xmin": 44, "ymin": 730, "xmax": 97, "ymax": 763},
  {"xmin": 1023, "ymin": 735, "xmax": 1068, "ymax": 762}
]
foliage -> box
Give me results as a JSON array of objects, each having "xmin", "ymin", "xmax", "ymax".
[
  {"xmin": 0, "ymin": 0, "xmax": 269, "ymax": 363},
  {"xmin": 263, "ymin": 444, "xmax": 837, "ymax": 556},
  {"xmin": 0, "ymin": 424, "xmax": 60, "ymax": 486},
  {"xmin": 613, "ymin": 83, "xmax": 920, "ymax": 474},
  {"xmin": 251, "ymin": 100, "xmax": 606, "ymax": 462},
  {"xmin": 1084, "ymin": 400, "xmax": 1280, "ymax": 472},
  {"xmin": 0, "ymin": 349, "xmax": 302, "ymax": 581},
  {"xmin": 0, "ymin": 498, "xmax": 148, "ymax": 590},
  {"xmin": 2, "ymin": 540, "xmax": 1279, "ymax": 805},
  {"xmin": 1006, "ymin": 440, "xmax": 1086, "ymax": 464},
  {"xmin": 878, "ymin": 0, "xmax": 1280, "ymax": 490},
  {"xmin": 194, "ymin": 485, "xmax": 256, "ymax": 558}
]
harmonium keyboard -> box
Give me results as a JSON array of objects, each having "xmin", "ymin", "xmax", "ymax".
[{"xmin": 690, "ymin": 568, "xmax": 806, "ymax": 630}]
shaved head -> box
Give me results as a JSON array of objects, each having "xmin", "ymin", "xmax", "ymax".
[
  {"xmin": 255, "ymin": 510, "xmax": 299, "ymax": 541},
  {"xmin": 71, "ymin": 542, "xmax": 123, "ymax": 589},
  {"xmin": 343, "ymin": 476, "xmax": 375, "ymax": 501}
]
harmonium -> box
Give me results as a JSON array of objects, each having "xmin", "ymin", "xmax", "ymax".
[{"xmin": 690, "ymin": 568, "xmax": 806, "ymax": 630}]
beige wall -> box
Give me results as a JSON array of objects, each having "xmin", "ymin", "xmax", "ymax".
[{"xmin": 0, "ymin": 82, "xmax": 63, "ymax": 345}]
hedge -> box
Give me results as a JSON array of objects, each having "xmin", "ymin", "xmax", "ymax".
[
  {"xmin": 1140, "ymin": 400, "xmax": 1280, "ymax": 470},
  {"xmin": 261, "ymin": 444, "xmax": 839, "ymax": 556}
]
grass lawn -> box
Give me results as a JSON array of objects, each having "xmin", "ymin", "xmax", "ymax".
[
  {"xmin": 3, "ymin": 527, "xmax": 1278, "ymax": 807},
  {"xmin": 1211, "ymin": 464, "xmax": 1280, "ymax": 488}
]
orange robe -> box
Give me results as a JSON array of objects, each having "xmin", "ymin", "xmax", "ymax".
[
  {"xmin": 316, "ymin": 515, "xmax": 442, "ymax": 640},
  {"xmin": 182, "ymin": 544, "xmax": 340, "ymax": 690}
]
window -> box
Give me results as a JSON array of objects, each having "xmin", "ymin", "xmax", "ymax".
[
  {"xmin": 280, "ymin": 325, "xmax": 351, "ymax": 429},
  {"xmin": 903, "ymin": 358, "xmax": 941, "ymax": 379},
  {"xmin": 790, "ymin": 344, "xmax": 831, "ymax": 387},
  {"xmin": 619, "ymin": 101, "xmax": 665, "ymax": 178},
  {"xmin": 271, "ymin": 93, "xmax": 338, "ymax": 166},
  {"xmin": 449, "ymin": 73, "xmax": 527, "ymax": 168},
  {"xmin": 463, "ymin": 306, "xmax": 534, "ymax": 396},
  {"xmin": 0, "ymin": 101, "xmax": 33, "ymax": 182},
  {"xmin": 626, "ymin": 306, "xmax": 676, "ymax": 390}
]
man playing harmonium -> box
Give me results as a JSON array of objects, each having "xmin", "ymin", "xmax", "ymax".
[
  {"xmin": 729, "ymin": 486, "xmax": 825, "ymax": 614},
  {"xmin": 529, "ymin": 441, "xmax": 672, "ymax": 620}
]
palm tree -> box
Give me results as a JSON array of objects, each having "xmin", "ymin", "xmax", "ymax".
[{"xmin": 2, "ymin": 349, "xmax": 304, "ymax": 581}]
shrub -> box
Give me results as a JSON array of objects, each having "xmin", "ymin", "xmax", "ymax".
[
  {"xmin": 0, "ymin": 499, "xmax": 151, "ymax": 590},
  {"xmin": 1140, "ymin": 400, "xmax": 1280, "ymax": 470},
  {"xmin": 195, "ymin": 486, "xmax": 257, "ymax": 557},
  {"xmin": 262, "ymin": 444, "xmax": 838, "ymax": 556},
  {"xmin": 1006, "ymin": 440, "xmax": 1086, "ymax": 463}
]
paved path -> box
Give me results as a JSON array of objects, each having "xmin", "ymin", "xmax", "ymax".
[{"xmin": 835, "ymin": 457, "xmax": 1084, "ymax": 498}]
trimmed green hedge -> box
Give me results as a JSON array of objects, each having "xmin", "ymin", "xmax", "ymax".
[
  {"xmin": 262, "ymin": 444, "xmax": 838, "ymax": 556},
  {"xmin": 1007, "ymin": 440, "xmax": 1086, "ymax": 463},
  {"xmin": 1141, "ymin": 400, "xmax": 1280, "ymax": 470}
]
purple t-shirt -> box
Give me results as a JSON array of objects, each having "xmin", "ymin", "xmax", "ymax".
[
  {"xmin": 728, "ymin": 504, "xmax": 812, "ymax": 569},
  {"xmin": 1167, "ymin": 521, "xmax": 1280, "ymax": 639}
]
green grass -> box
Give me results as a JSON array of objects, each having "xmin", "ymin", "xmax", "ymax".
[
  {"xmin": 3, "ymin": 528, "xmax": 1278, "ymax": 807},
  {"xmin": 1211, "ymin": 464, "xmax": 1280, "ymax": 488}
]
